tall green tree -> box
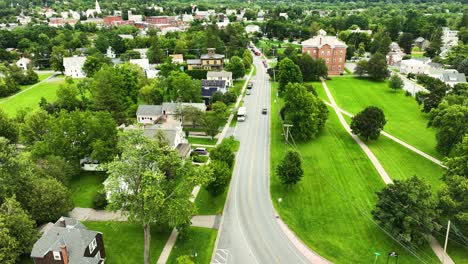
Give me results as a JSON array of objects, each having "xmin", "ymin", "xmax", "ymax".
[
  {"xmin": 367, "ymin": 52, "xmax": 389, "ymax": 81},
  {"xmin": 425, "ymin": 27, "xmax": 443, "ymax": 58},
  {"xmin": 83, "ymin": 54, "xmax": 112, "ymax": 77},
  {"xmin": 0, "ymin": 224, "xmax": 18, "ymax": 264},
  {"xmin": 105, "ymin": 131, "xmax": 210, "ymax": 264},
  {"xmin": 372, "ymin": 176, "xmax": 440, "ymax": 246},
  {"xmin": 19, "ymin": 109, "xmax": 49, "ymax": 145},
  {"xmin": 50, "ymin": 46, "xmax": 69, "ymax": 73},
  {"xmin": 0, "ymin": 109, "xmax": 18, "ymax": 143},
  {"xmin": 398, "ymin": 33, "xmax": 414, "ymax": 54},
  {"xmin": 278, "ymin": 58, "xmax": 303, "ymax": 93},
  {"xmin": 205, "ymin": 161, "xmax": 231, "ymax": 196},
  {"xmin": 226, "ymin": 56, "xmax": 245, "ymax": 79},
  {"xmin": 350, "ymin": 106, "xmax": 386, "ymax": 141},
  {"xmin": 242, "ymin": 50, "xmax": 253, "ymax": 70},
  {"xmin": 283, "ymin": 83, "xmax": 328, "ymax": 141},
  {"xmin": 388, "ymin": 74, "xmax": 404, "ymax": 92},
  {"xmin": 354, "ymin": 59, "xmax": 368, "ymax": 77},
  {"xmin": 168, "ymin": 72, "xmax": 201, "ymax": 102},
  {"xmin": 277, "ymin": 149, "xmax": 303, "ymax": 186}
]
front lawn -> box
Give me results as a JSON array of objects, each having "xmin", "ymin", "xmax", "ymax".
[
  {"xmin": 84, "ymin": 221, "xmax": 171, "ymax": 264},
  {"xmin": 167, "ymin": 227, "xmax": 217, "ymax": 264},
  {"xmin": 70, "ymin": 171, "xmax": 107, "ymax": 208},
  {"xmin": 195, "ymin": 187, "xmax": 227, "ymax": 215},
  {"xmin": 323, "ymin": 77, "xmax": 441, "ymax": 159},
  {"xmin": 0, "ymin": 77, "xmax": 65, "ymax": 117},
  {"xmin": 230, "ymin": 80, "xmax": 246, "ymax": 97},
  {"xmin": 188, "ymin": 137, "xmax": 217, "ymax": 146},
  {"xmin": 270, "ymin": 83, "xmax": 439, "ymax": 263}
]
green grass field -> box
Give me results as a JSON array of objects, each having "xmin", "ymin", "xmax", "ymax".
[
  {"xmin": 188, "ymin": 137, "xmax": 217, "ymax": 146},
  {"xmin": 270, "ymin": 83, "xmax": 439, "ymax": 264},
  {"xmin": 230, "ymin": 80, "xmax": 246, "ymax": 97},
  {"xmin": 195, "ymin": 187, "xmax": 227, "ymax": 215},
  {"xmin": 84, "ymin": 222, "xmax": 171, "ymax": 263},
  {"xmin": 167, "ymin": 227, "xmax": 217, "ymax": 264},
  {"xmin": 323, "ymin": 77, "xmax": 441, "ymax": 159},
  {"xmin": 0, "ymin": 77, "xmax": 65, "ymax": 117},
  {"xmin": 70, "ymin": 171, "xmax": 107, "ymax": 208}
]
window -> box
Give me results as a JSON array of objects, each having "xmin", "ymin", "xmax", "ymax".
[
  {"xmin": 89, "ymin": 238, "xmax": 97, "ymax": 253},
  {"xmin": 339, "ymin": 58, "xmax": 342, "ymax": 62},
  {"xmin": 321, "ymin": 51, "xmax": 324, "ymax": 56},
  {"xmin": 327, "ymin": 50, "xmax": 330, "ymax": 55},
  {"xmin": 340, "ymin": 50, "xmax": 343, "ymax": 55},
  {"xmin": 53, "ymin": 251, "xmax": 61, "ymax": 260},
  {"xmin": 326, "ymin": 58, "xmax": 329, "ymax": 63},
  {"xmin": 313, "ymin": 50, "xmax": 317, "ymax": 54}
]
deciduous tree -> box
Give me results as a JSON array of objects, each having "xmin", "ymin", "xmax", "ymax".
[
  {"xmin": 226, "ymin": 56, "xmax": 245, "ymax": 79},
  {"xmin": 278, "ymin": 58, "xmax": 303, "ymax": 93},
  {"xmin": 350, "ymin": 106, "xmax": 386, "ymax": 141},
  {"xmin": 388, "ymin": 74, "xmax": 404, "ymax": 92},
  {"xmin": 277, "ymin": 150, "xmax": 303, "ymax": 186}
]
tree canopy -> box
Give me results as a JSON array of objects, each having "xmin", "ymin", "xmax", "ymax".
[{"xmin": 350, "ymin": 106, "xmax": 386, "ymax": 141}]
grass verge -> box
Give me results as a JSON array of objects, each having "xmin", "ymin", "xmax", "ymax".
[
  {"xmin": 70, "ymin": 171, "xmax": 107, "ymax": 208},
  {"xmin": 188, "ymin": 137, "xmax": 216, "ymax": 146},
  {"xmin": 195, "ymin": 187, "xmax": 227, "ymax": 215},
  {"xmin": 167, "ymin": 227, "xmax": 217, "ymax": 264}
]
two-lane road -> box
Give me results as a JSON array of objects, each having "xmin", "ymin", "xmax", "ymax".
[{"xmin": 212, "ymin": 57, "xmax": 311, "ymax": 264}]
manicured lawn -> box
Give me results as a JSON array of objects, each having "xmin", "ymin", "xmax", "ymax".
[
  {"xmin": 0, "ymin": 77, "xmax": 65, "ymax": 117},
  {"xmin": 230, "ymin": 80, "xmax": 246, "ymax": 97},
  {"xmin": 70, "ymin": 171, "xmax": 107, "ymax": 208},
  {"xmin": 84, "ymin": 221, "xmax": 171, "ymax": 264},
  {"xmin": 270, "ymin": 83, "xmax": 439, "ymax": 263},
  {"xmin": 435, "ymin": 233, "xmax": 468, "ymax": 264},
  {"xmin": 411, "ymin": 52, "xmax": 426, "ymax": 58},
  {"xmin": 323, "ymin": 77, "xmax": 442, "ymax": 159},
  {"xmin": 167, "ymin": 227, "xmax": 217, "ymax": 264},
  {"xmin": 195, "ymin": 187, "xmax": 227, "ymax": 215},
  {"xmin": 188, "ymin": 137, "xmax": 216, "ymax": 146}
]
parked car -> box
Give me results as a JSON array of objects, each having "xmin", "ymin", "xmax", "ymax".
[
  {"xmin": 246, "ymin": 90, "xmax": 251, "ymax": 95},
  {"xmin": 193, "ymin": 147, "xmax": 208, "ymax": 156},
  {"xmin": 263, "ymin": 60, "xmax": 268, "ymax": 68},
  {"xmin": 247, "ymin": 82, "xmax": 253, "ymax": 89},
  {"xmin": 262, "ymin": 108, "xmax": 267, "ymax": 115}
]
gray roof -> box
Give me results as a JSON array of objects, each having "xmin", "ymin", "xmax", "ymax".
[
  {"xmin": 143, "ymin": 128, "xmax": 177, "ymax": 146},
  {"xmin": 63, "ymin": 56, "xmax": 86, "ymax": 67},
  {"xmin": 442, "ymin": 70, "xmax": 466, "ymax": 83},
  {"xmin": 201, "ymin": 53, "xmax": 225, "ymax": 59},
  {"xmin": 31, "ymin": 217, "xmax": 101, "ymax": 263},
  {"xmin": 136, "ymin": 105, "xmax": 163, "ymax": 116},
  {"xmin": 301, "ymin": 36, "xmax": 347, "ymax": 48},
  {"xmin": 207, "ymin": 71, "xmax": 232, "ymax": 78},
  {"xmin": 187, "ymin": 59, "xmax": 201, "ymax": 65},
  {"xmin": 414, "ymin": 37, "xmax": 425, "ymax": 43},
  {"xmin": 176, "ymin": 143, "xmax": 191, "ymax": 157},
  {"xmin": 161, "ymin": 102, "xmax": 206, "ymax": 114},
  {"xmin": 201, "ymin": 79, "xmax": 226, "ymax": 88}
]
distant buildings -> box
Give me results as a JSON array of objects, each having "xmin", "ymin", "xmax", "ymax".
[
  {"xmin": 399, "ymin": 59, "xmax": 431, "ymax": 75},
  {"xmin": 386, "ymin": 42, "xmax": 405, "ymax": 65},
  {"xmin": 301, "ymin": 30, "xmax": 347, "ymax": 75},
  {"xmin": 63, "ymin": 56, "xmax": 87, "ymax": 78},
  {"xmin": 414, "ymin": 37, "xmax": 430, "ymax": 50},
  {"xmin": 169, "ymin": 54, "xmax": 184, "ymax": 64}
]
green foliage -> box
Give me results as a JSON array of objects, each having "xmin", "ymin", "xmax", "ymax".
[
  {"xmin": 185, "ymin": 69, "xmax": 208, "ymax": 80},
  {"xmin": 0, "ymin": 109, "xmax": 18, "ymax": 143},
  {"xmin": 354, "ymin": 59, "xmax": 368, "ymax": 77},
  {"xmin": 226, "ymin": 56, "xmax": 245, "ymax": 79},
  {"xmin": 0, "ymin": 67, "xmax": 20, "ymax": 97},
  {"xmin": 283, "ymin": 83, "xmax": 328, "ymax": 141},
  {"xmin": 168, "ymin": 71, "xmax": 202, "ymax": 103},
  {"xmin": 372, "ymin": 176, "xmax": 440, "ymax": 246},
  {"xmin": 350, "ymin": 106, "xmax": 386, "ymax": 141},
  {"xmin": 120, "ymin": 50, "xmax": 141, "ymax": 61},
  {"xmin": 242, "ymin": 49, "xmax": 253, "ymax": 70},
  {"xmin": 83, "ymin": 54, "xmax": 113, "ymax": 77},
  {"xmin": 176, "ymin": 255, "xmax": 195, "ymax": 264},
  {"xmin": 298, "ymin": 54, "xmax": 328, "ymax": 82},
  {"xmin": 92, "ymin": 191, "xmax": 108, "ymax": 210},
  {"xmin": 210, "ymin": 141, "xmax": 235, "ymax": 168},
  {"xmin": 425, "ymin": 27, "xmax": 443, "ymax": 58},
  {"xmin": 35, "ymin": 155, "xmax": 76, "ymax": 185},
  {"xmin": 398, "ymin": 33, "xmax": 414, "ymax": 54},
  {"xmin": 6, "ymin": 65, "xmax": 38, "ymax": 85},
  {"xmin": 201, "ymin": 114, "xmax": 222, "ymax": 140},
  {"xmin": 205, "ymin": 161, "xmax": 231, "ymax": 196},
  {"xmin": 367, "ymin": 52, "xmax": 389, "ymax": 80},
  {"xmin": 0, "ymin": 225, "xmax": 19, "ymax": 264},
  {"xmin": 277, "ymin": 149, "xmax": 303, "ymax": 186},
  {"xmin": 278, "ymin": 58, "xmax": 303, "ymax": 93},
  {"xmin": 139, "ymin": 79, "xmax": 165, "ymax": 105},
  {"xmin": 388, "ymin": 74, "xmax": 404, "ymax": 91},
  {"xmin": 174, "ymin": 106, "xmax": 204, "ymax": 128},
  {"xmin": 19, "ymin": 109, "xmax": 49, "ymax": 145},
  {"xmin": 50, "ymin": 46, "xmax": 69, "ymax": 73}
]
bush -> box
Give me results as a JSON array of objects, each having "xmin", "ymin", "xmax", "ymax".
[
  {"xmin": 92, "ymin": 191, "xmax": 108, "ymax": 210},
  {"xmin": 405, "ymin": 90, "xmax": 412, "ymax": 97},
  {"xmin": 222, "ymin": 91, "xmax": 237, "ymax": 105},
  {"xmin": 192, "ymin": 155, "xmax": 209, "ymax": 163},
  {"xmin": 186, "ymin": 69, "xmax": 207, "ymax": 80}
]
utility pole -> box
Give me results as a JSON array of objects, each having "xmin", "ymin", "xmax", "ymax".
[
  {"xmin": 443, "ymin": 220, "xmax": 451, "ymax": 264},
  {"xmin": 283, "ymin": 124, "xmax": 293, "ymax": 143}
]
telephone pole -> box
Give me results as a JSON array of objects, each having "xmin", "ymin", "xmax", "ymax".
[
  {"xmin": 283, "ymin": 124, "xmax": 293, "ymax": 143},
  {"xmin": 443, "ymin": 220, "xmax": 451, "ymax": 264}
]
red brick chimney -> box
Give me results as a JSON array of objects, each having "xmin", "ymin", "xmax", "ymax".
[{"xmin": 60, "ymin": 246, "xmax": 69, "ymax": 264}]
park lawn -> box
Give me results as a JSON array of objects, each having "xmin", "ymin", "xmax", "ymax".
[
  {"xmin": 195, "ymin": 187, "xmax": 227, "ymax": 215},
  {"xmin": 434, "ymin": 233, "xmax": 468, "ymax": 264},
  {"xmin": 0, "ymin": 77, "xmax": 65, "ymax": 117},
  {"xmin": 84, "ymin": 221, "xmax": 171, "ymax": 264},
  {"xmin": 188, "ymin": 137, "xmax": 216, "ymax": 146},
  {"xmin": 70, "ymin": 171, "xmax": 107, "ymax": 208},
  {"xmin": 270, "ymin": 83, "xmax": 439, "ymax": 264},
  {"xmin": 167, "ymin": 227, "xmax": 217, "ymax": 264},
  {"xmin": 324, "ymin": 77, "xmax": 442, "ymax": 159}
]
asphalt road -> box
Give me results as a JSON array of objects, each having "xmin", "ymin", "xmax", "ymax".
[{"xmin": 213, "ymin": 57, "xmax": 310, "ymax": 264}]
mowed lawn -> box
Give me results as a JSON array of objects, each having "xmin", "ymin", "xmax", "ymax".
[
  {"xmin": 270, "ymin": 84, "xmax": 439, "ymax": 263},
  {"xmin": 0, "ymin": 76, "xmax": 65, "ymax": 117},
  {"xmin": 70, "ymin": 171, "xmax": 107, "ymax": 208},
  {"xmin": 323, "ymin": 77, "xmax": 441, "ymax": 159},
  {"xmin": 195, "ymin": 187, "xmax": 227, "ymax": 215},
  {"xmin": 167, "ymin": 227, "xmax": 217, "ymax": 264},
  {"xmin": 84, "ymin": 222, "xmax": 171, "ymax": 263}
]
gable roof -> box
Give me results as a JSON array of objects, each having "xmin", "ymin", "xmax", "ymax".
[
  {"xmin": 136, "ymin": 105, "xmax": 162, "ymax": 116},
  {"xmin": 201, "ymin": 87, "xmax": 220, "ymax": 97},
  {"xmin": 31, "ymin": 217, "xmax": 101, "ymax": 263},
  {"xmin": 187, "ymin": 59, "xmax": 201, "ymax": 65},
  {"xmin": 161, "ymin": 102, "xmax": 206, "ymax": 113},
  {"xmin": 301, "ymin": 36, "xmax": 347, "ymax": 49},
  {"xmin": 207, "ymin": 71, "xmax": 232, "ymax": 78},
  {"xmin": 200, "ymin": 53, "xmax": 225, "ymax": 59},
  {"xmin": 63, "ymin": 56, "xmax": 87, "ymax": 67},
  {"xmin": 201, "ymin": 79, "xmax": 226, "ymax": 87},
  {"xmin": 441, "ymin": 70, "xmax": 466, "ymax": 83}
]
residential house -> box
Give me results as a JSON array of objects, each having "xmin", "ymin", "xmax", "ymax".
[
  {"xmin": 106, "ymin": 46, "xmax": 116, "ymax": 59},
  {"xmin": 226, "ymin": 9, "xmax": 237, "ymax": 16},
  {"xmin": 441, "ymin": 27, "xmax": 459, "ymax": 50},
  {"xmin": 207, "ymin": 71, "xmax": 233, "ymax": 87},
  {"xmin": 399, "ymin": 58, "xmax": 431, "ymax": 75},
  {"xmin": 85, "ymin": 0, "xmax": 102, "ymax": 18},
  {"xmin": 103, "ymin": 16, "xmax": 123, "ymax": 26},
  {"xmin": 414, "ymin": 37, "xmax": 430, "ymax": 50},
  {"xmin": 349, "ymin": 27, "xmax": 372, "ymax": 35},
  {"xmin": 133, "ymin": 48, "xmax": 148, "ymax": 59},
  {"xmin": 31, "ymin": 217, "xmax": 106, "ymax": 264},
  {"xmin": 48, "ymin": 18, "xmax": 77, "ymax": 27},
  {"xmin": 200, "ymin": 48, "xmax": 225, "ymax": 70},
  {"xmin": 169, "ymin": 54, "xmax": 184, "ymax": 64},
  {"xmin": 430, "ymin": 69, "xmax": 466, "ymax": 87},
  {"xmin": 63, "ymin": 56, "xmax": 86, "ymax": 78},
  {"xmin": 136, "ymin": 105, "xmax": 162, "ymax": 124},
  {"xmin": 187, "ymin": 59, "xmax": 202, "ymax": 70},
  {"xmin": 301, "ymin": 30, "xmax": 347, "ymax": 75},
  {"xmin": 16, "ymin": 57, "xmax": 31, "ymax": 70},
  {"xmin": 136, "ymin": 103, "xmax": 206, "ymax": 125},
  {"xmin": 16, "ymin": 11, "xmax": 31, "ymax": 25},
  {"xmin": 201, "ymin": 79, "xmax": 227, "ymax": 104},
  {"xmin": 245, "ymin": 24, "xmax": 261, "ymax": 34},
  {"xmin": 279, "ymin": 13, "xmax": 289, "ymax": 20},
  {"xmin": 118, "ymin": 34, "xmax": 134, "ymax": 40},
  {"xmin": 128, "ymin": 11, "xmax": 143, "ymax": 22},
  {"xmin": 129, "ymin": 58, "xmax": 158, "ymax": 78},
  {"xmin": 257, "ymin": 10, "xmax": 265, "ymax": 21},
  {"xmin": 386, "ymin": 42, "xmax": 405, "ymax": 65}
]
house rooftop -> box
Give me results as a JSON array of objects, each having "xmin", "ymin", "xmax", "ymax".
[
  {"xmin": 301, "ymin": 35, "xmax": 347, "ymax": 49},
  {"xmin": 63, "ymin": 56, "xmax": 87, "ymax": 66},
  {"xmin": 201, "ymin": 79, "xmax": 226, "ymax": 87},
  {"xmin": 136, "ymin": 105, "xmax": 162, "ymax": 116},
  {"xmin": 207, "ymin": 71, "xmax": 232, "ymax": 78},
  {"xmin": 187, "ymin": 59, "xmax": 201, "ymax": 65},
  {"xmin": 441, "ymin": 70, "xmax": 466, "ymax": 83}
]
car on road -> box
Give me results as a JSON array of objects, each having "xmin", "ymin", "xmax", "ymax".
[
  {"xmin": 262, "ymin": 108, "xmax": 267, "ymax": 115},
  {"xmin": 246, "ymin": 90, "xmax": 251, "ymax": 95},
  {"xmin": 193, "ymin": 147, "xmax": 208, "ymax": 156},
  {"xmin": 263, "ymin": 60, "xmax": 268, "ymax": 68},
  {"xmin": 247, "ymin": 82, "xmax": 253, "ymax": 89}
]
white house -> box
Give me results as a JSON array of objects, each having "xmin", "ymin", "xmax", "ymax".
[
  {"xmin": 106, "ymin": 46, "xmax": 116, "ymax": 59},
  {"xmin": 118, "ymin": 34, "xmax": 134, "ymax": 40},
  {"xmin": 441, "ymin": 27, "xmax": 459, "ymax": 50},
  {"xmin": 349, "ymin": 27, "xmax": 372, "ymax": 35},
  {"xmin": 16, "ymin": 57, "xmax": 31, "ymax": 70},
  {"xmin": 136, "ymin": 105, "xmax": 162, "ymax": 124},
  {"xmin": 245, "ymin": 24, "xmax": 261, "ymax": 34},
  {"xmin": 133, "ymin": 48, "xmax": 148, "ymax": 59},
  {"xmin": 399, "ymin": 59, "xmax": 431, "ymax": 75},
  {"xmin": 129, "ymin": 58, "xmax": 150, "ymax": 71},
  {"xmin": 207, "ymin": 71, "xmax": 233, "ymax": 87},
  {"xmin": 430, "ymin": 69, "xmax": 466, "ymax": 87},
  {"xmin": 63, "ymin": 56, "xmax": 87, "ymax": 78},
  {"xmin": 169, "ymin": 54, "xmax": 184, "ymax": 64}
]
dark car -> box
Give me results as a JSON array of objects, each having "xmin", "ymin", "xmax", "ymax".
[
  {"xmin": 262, "ymin": 108, "xmax": 267, "ymax": 115},
  {"xmin": 247, "ymin": 82, "xmax": 253, "ymax": 89},
  {"xmin": 193, "ymin": 147, "xmax": 208, "ymax": 156}
]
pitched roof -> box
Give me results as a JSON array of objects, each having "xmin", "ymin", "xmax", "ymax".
[
  {"xmin": 31, "ymin": 217, "xmax": 101, "ymax": 263},
  {"xmin": 187, "ymin": 59, "xmax": 201, "ymax": 65},
  {"xmin": 136, "ymin": 105, "xmax": 162, "ymax": 116},
  {"xmin": 63, "ymin": 56, "xmax": 87, "ymax": 67},
  {"xmin": 200, "ymin": 53, "xmax": 225, "ymax": 59},
  {"xmin": 201, "ymin": 87, "xmax": 220, "ymax": 97},
  {"xmin": 170, "ymin": 54, "xmax": 184, "ymax": 60},
  {"xmin": 207, "ymin": 71, "xmax": 232, "ymax": 78},
  {"xmin": 301, "ymin": 35, "xmax": 347, "ymax": 49},
  {"xmin": 441, "ymin": 70, "xmax": 466, "ymax": 83},
  {"xmin": 143, "ymin": 127, "xmax": 177, "ymax": 146},
  {"xmin": 161, "ymin": 102, "xmax": 206, "ymax": 113},
  {"xmin": 201, "ymin": 79, "xmax": 226, "ymax": 87}
]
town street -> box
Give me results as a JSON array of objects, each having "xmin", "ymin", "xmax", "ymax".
[{"xmin": 212, "ymin": 57, "xmax": 311, "ymax": 264}]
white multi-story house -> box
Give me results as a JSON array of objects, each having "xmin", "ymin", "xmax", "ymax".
[
  {"xmin": 133, "ymin": 48, "xmax": 148, "ymax": 59},
  {"xmin": 63, "ymin": 56, "xmax": 87, "ymax": 78},
  {"xmin": 207, "ymin": 71, "xmax": 233, "ymax": 87},
  {"xmin": 399, "ymin": 59, "xmax": 431, "ymax": 75}
]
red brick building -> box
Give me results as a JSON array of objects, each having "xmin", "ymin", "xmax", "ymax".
[
  {"xmin": 103, "ymin": 16, "xmax": 122, "ymax": 26},
  {"xmin": 301, "ymin": 30, "xmax": 347, "ymax": 75},
  {"xmin": 145, "ymin": 16, "xmax": 175, "ymax": 25}
]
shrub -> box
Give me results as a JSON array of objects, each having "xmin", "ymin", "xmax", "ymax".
[{"xmin": 92, "ymin": 191, "xmax": 108, "ymax": 209}]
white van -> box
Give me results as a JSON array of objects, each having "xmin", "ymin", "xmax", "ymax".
[{"xmin": 237, "ymin": 106, "xmax": 247, "ymax": 121}]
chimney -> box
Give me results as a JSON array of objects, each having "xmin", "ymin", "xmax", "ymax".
[
  {"xmin": 207, "ymin": 48, "xmax": 215, "ymax": 56},
  {"xmin": 60, "ymin": 246, "xmax": 69, "ymax": 264},
  {"xmin": 58, "ymin": 217, "xmax": 66, "ymax": 227}
]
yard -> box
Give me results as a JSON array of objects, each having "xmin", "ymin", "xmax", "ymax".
[
  {"xmin": 70, "ymin": 171, "xmax": 107, "ymax": 208},
  {"xmin": 256, "ymin": 39, "xmax": 301, "ymax": 58},
  {"xmin": 167, "ymin": 227, "xmax": 218, "ymax": 264},
  {"xmin": 322, "ymin": 77, "xmax": 442, "ymax": 159},
  {"xmin": 187, "ymin": 136, "xmax": 217, "ymax": 146},
  {"xmin": 0, "ymin": 76, "xmax": 65, "ymax": 117},
  {"xmin": 84, "ymin": 221, "xmax": 171, "ymax": 264},
  {"xmin": 194, "ymin": 187, "xmax": 227, "ymax": 215},
  {"xmin": 270, "ymin": 83, "xmax": 439, "ymax": 263}
]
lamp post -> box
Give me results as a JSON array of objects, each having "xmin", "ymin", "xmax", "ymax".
[
  {"xmin": 373, "ymin": 252, "xmax": 381, "ymax": 264},
  {"xmin": 386, "ymin": 252, "xmax": 398, "ymax": 264}
]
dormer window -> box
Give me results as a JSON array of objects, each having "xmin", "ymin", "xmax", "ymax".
[
  {"xmin": 53, "ymin": 251, "xmax": 61, "ymax": 260},
  {"xmin": 89, "ymin": 238, "xmax": 97, "ymax": 253}
]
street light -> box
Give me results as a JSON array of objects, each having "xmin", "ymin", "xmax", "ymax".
[
  {"xmin": 373, "ymin": 252, "xmax": 381, "ymax": 264},
  {"xmin": 386, "ymin": 252, "xmax": 398, "ymax": 264}
]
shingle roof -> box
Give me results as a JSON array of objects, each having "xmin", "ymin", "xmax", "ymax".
[
  {"xmin": 161, "ymin": 102, "xmax": 206, "ymax": 114},
  {"xmin": 201, "ymin": 87, "xmax": 220, "ymax": 97},
  {"xmin": 207, "ymin": 71, "xmax": 232, "ymax": 78},
  {"xmin": 136, "ymin": 105, "xmax": 162, "ymax": 116},
  {"xmin": 187, "ymin": 59, "xmax": 201, "ymax": 65},
  {"xmin": 200, "ymin": 53, "xmax": 225, "ymax": 59},
  {"xmin": 201, "ymin": 79, "xmax": 226, "ymax": 88},
  {"xmin": 301, "ymin": 36, "xmax": 347, "ymax": 48},
  {"xmin": 143, "ymin": 128, "xmax": 177, "ymax": 146},
  {"xmin": 442, "ymin": 70, "xmax": 466, "ymax": 83},
  {"xmin": 31, "ymin": 217, "xmax": 101, "ymax": 263},
  {"xmin": 63, "ymin": 56, "xmax": 87, "ymax": 67}
]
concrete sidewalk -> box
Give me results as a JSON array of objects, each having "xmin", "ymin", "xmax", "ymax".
[{"xmin": 69, "ymin": 207, "xmax": 127, "ymax": 221}]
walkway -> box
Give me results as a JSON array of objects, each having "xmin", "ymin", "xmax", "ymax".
[
  {"xmin": 0, "ymin": 72, "xmax": 58, "ymax": 104},
  {"xmin": 322, "ymin": 80, "xmax": 454, "ymax": 264}
]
